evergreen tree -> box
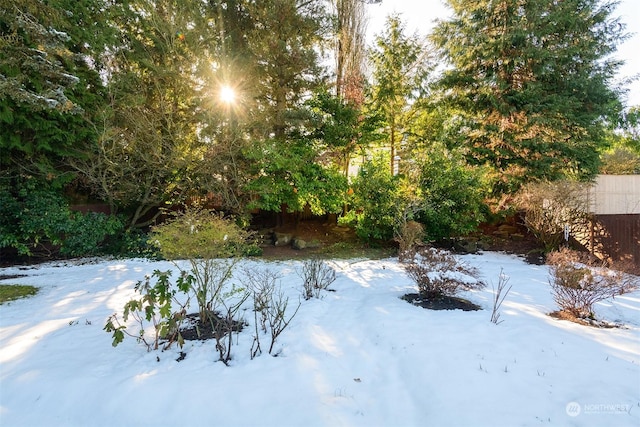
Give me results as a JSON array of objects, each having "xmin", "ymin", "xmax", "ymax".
[
  {"xmin": 432, "ymin": 0, "xmax": 626, "ymax": 194},
  {"xmin": 0, "ymin": 0, "xmax": 108, "ymax": 184},
  {"xmin": 368, "ymin": 15, "xmax": 431, "ymax": 174},
  {"xmin": 244, "ymin": 0, "xmax": 329, "ymax": 140}
]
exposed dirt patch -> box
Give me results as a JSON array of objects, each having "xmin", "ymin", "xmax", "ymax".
[
  {"xmin": 179, "ymin": 313, "xmax": 245, "ymax": 341},
  {"xmin": 401, "ymin": 293, "xmax": 482, "ymax": 311},
  {"xmin": 256, "ymin": 219, "xmax": 365, "ymax": 259},
  {"xmin": 549, "ymin": 310, "xmax": 625, "ymax": 328}
]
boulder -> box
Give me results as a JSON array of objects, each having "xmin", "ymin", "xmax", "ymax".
[
  {"xmin": 292, "ymin": 237, "xmax": 307, "ymax": 250},
  {"xmin": 273, "ymin": 232, "xmax": 293, "ymax": 247}
]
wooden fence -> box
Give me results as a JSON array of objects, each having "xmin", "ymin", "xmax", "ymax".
[
  {"xmin": 574, "ymin": 176, "xmax": 640, "ymax": 271},
  {"xmin": 580, "ymin": 214, "xmax": 640, "ymax": 271}
]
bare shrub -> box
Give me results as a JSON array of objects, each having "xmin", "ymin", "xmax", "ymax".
[
  {"xmin": 243, "ymin": 268, "xmax": 301, "ymax": 358},
  {"xmin": 395, "ymin": 220, "xmax": 425, "ymax": 259},
  {"xmin": 547, "ymin": 249, "xmax": 638, "ymax": 319},
  {"xmin": 514, "ymin": 180, "xmax": 591, "ymax": 252},
  {"xmin": 490, "ymin": 269, "xmax": 512, "ymax": 325},
  {"xmin": 403, "ymin": 247, "xmax": 485, "ymax": 299},
  {"xmin": 299, "ymin": 259, "xmax": 337, "ymax": 300},
  {"xmin": 212, "ymin": 286, "xmax": 250, "ymax": 365}
]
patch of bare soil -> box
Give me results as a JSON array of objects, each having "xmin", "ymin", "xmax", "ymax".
[
  {"xmin": 179, "ymin": 313, "xmax": 245, "ymax": 341},
  {"xmin": 401, "ymin": 293, "xmax": 482, "ymax": 311},
  {"xmin": 257, "ymin": 219, "xmax": 361, "ymax": 258},
  {"xmin": 549, "ymin": 310, "xmax": 625, "ymax": 329}
]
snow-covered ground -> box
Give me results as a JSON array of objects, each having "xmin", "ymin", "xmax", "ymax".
[{"xmin": 0, "ymin": 252, "xmax": 638, "ymax": 427}]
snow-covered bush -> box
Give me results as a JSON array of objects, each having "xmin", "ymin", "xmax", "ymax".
[
  {"xmin": 403, "ymin": 247, "xmax": 484, "ymax": 299},
  {"xmin": 547, "ymin": 248, "xmax": 638, "ymax": 319}
]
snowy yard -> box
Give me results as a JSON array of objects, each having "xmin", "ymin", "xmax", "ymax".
[{"xmin": 0, "ymin": 252, "xmax": 638, "ymax": 427}]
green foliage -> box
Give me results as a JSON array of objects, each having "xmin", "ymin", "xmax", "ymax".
[
  {"xmin": 368, "ymin": 14, "xmax": 431, "ymax": 174},
  {"xmin": 150, "ymin": 209, "xmax": 250, "ymax": 260},
  {"xmin": 60, "ymin": 212, "xmax": 124, "ymax": 257},
  {"xmin": 600, "ymin": 106, "xmax": 640, "ymax": 174},
  {"xmin": 432, "ymin": 0, "xmax": 625, "ymax": 194},
  {"xmin": 104, "ymin": 270, "xmax": 189, "ymax": 351},
  {"xmin": 150, "ymin": 209, "xmax": 249, "ymax": 324},
  {"xmin": 0, "ymin": 176, "xmax": 123, "ymax": 257},
  {"xmin": 103, "ymin": 228, "xmax": 161, "ymax": 260},
  {"xmin": 416, "ymin": 144, "xmax": 489, "ymax": 241},
  {"xmin": 0, "ymin": 0, "xmax": 109, "ymax": 187},
  {"xmin": 0, "ymin": 285, "xmax": 38, "ymax": 304},
  {"xmin": 246, "ymin": 138, "xmax": 348, "ymax": 216},
  {"xmin": 344, "ymin": 154, "xmax": 399, "ymax": 241}
]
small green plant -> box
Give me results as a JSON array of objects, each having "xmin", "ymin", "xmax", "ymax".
[
  {"xmin": 104, "ymin": 270, "xmax": 191, "ymax": 351},
  {"xmin": 0, "ymin": 284, "xmax": 38, "ymax": 304}
]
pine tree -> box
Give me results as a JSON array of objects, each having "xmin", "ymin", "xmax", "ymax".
[{"xmin": 432, "ymin": 0, "xmax": 626, "ymax": 194}]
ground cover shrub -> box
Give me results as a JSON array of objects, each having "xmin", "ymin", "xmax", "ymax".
[
  {"xmin": 402, "ymin": 247, "xmax": 484, "ymax": 300},
  {"xmin": 547, "ymin": 248, "xmax": 638, "ymax": 320},
  {"xmin": 0, "ymin": 177, "xmax": 123, "ymax": 257}
]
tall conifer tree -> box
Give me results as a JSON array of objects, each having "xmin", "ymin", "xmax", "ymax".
[{"xmin": 432, "ymin": 0, "xmax": 626, "ymax": 193}]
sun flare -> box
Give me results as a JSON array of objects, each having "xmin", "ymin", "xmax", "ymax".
[{"xmin": 220, "ymin": 86, "xmax": 236, "ymax": 104}]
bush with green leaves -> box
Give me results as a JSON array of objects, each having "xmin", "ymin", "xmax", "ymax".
[
  {"xmin": 150, "ymin": 209, "xmax": 252, "ymax": 325},
  {"xmin": 342, "ymin": 154, "xmax": 400, "ymax": 242},
  {"xmin": 0, "ymin": 176, "xmax": 124, "ymax": 257},
  {"xmin": 415, "ymin": 144, "xmax": 488, "ymax": 241}
]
